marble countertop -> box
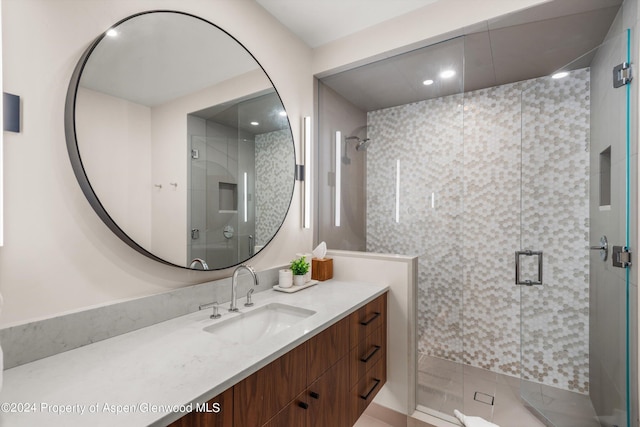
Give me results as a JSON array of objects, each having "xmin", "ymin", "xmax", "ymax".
[{"xmin": 0, "ymin": 280, "xmax": 388, "ymax": 427}]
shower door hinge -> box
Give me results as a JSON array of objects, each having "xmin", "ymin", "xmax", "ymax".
[
  {"xmin": 613, "ymin": 62, "xmax": 632, "ymax": 88},
  {"xmin": 191, "ymin": 148, "xmax": 199, "ymax": 159},
  {"xmin": 295, "ymin": 164, "xmax": 305, "ymax": 181},
  {"xmin": 612, "ymin": 246, "xmax": 632, "ymax": 268}
]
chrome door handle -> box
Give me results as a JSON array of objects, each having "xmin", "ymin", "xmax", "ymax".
[{"xmin": 515, "ymin": 250, "xmax": 543, "ymax": 286}]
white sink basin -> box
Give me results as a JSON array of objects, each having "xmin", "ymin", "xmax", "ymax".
[{"xmin": 203, "ymin": 303, "xmax": 316, "ymax": 344}]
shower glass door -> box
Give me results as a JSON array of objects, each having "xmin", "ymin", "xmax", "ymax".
[
  {"xmin": 188, "ymin": 133, "xmax": 243, "ymax": 269},
  {"xmin": 519, "ymin": 23, "xmax": 636, "ymax": 426}
]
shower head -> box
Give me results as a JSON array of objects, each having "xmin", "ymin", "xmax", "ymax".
[
  {"xmin": 355, "ymin": 138, "xmax": 371, "ymax": 151},
  {"xmin": 346, "ymin": 136, "xmax": 372, "ymax": 151}
]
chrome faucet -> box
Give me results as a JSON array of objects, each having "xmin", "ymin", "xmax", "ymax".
[
  {"xmin": 190, "ymin": 258, "xmax": 209, "ymax": 270},
  {"xmin": 230, "ymin": 265, "xmax": 259, "ymax": 312}
]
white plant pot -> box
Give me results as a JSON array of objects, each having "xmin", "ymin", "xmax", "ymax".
[{"xmin": 293, "ymin": 275, "xmax": 306, "ymax": 286}]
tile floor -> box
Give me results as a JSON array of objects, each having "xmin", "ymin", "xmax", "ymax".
[
  {"xmin": 417, "ymin": 354, "xmax": 602, "ymax": 426},
  {"xmin": 354, "ymin": 414, "xmax": 395, "ymax": 427}
]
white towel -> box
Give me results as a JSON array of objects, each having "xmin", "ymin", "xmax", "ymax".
[{"xmin": 454, "ymin": 410, "xmax": 500, "ymax": 427}]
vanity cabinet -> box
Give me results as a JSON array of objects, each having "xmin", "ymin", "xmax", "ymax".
[
  {"xmin": 169, "ymin": 292, "xmax": 386, "ymax": 427},
  {"xmin": 167, "ymin": 388, "xmax": 233, "ymax": 427}
]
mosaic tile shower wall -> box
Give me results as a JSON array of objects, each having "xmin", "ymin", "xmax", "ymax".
[
  {"xmin": 255, "ymin": 129, "xmax": 295, "ymax": 246},
  {"xmin": 366, "ymin": 69, "xmax": 590, "ymax": 392}
]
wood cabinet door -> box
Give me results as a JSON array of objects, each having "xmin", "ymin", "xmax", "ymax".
[
  {"xmin": 307, "ymin": 317, "xmax": 349, "ymax": 385},
  {"xmin": 234, "ymin": 342, "xmax": 307, "ymax": 427},
  {"xmin": 168, "ymin": 387, "xmax": 233, "ymax": 427},
  {"xmin": 307, "ymin": 357, "xmax": 350, "ymax": 427}
]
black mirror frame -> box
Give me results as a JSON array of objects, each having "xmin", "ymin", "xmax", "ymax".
[{"xmin": 64, "ymin": 10, "xmax": 296, "ymax": 270}]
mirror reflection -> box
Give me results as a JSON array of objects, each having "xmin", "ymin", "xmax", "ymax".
[
  {"xmin": 187, "ymin": 91, "xmax": 293, "ymax": 269},
  {"xmin": 70, "ymin": 11, "xmax": 295, "ymax": 270}
]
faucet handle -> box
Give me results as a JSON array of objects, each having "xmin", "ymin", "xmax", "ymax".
[
  {"xmin": 199, "ymin": 301, "xmax": 222, "ymax": 319},
  {"xmin": 211, "ymin": 302, "xmax": 221, "ymax": 319},
  {"xmin": 245, "ymin": 289, "xmax": 255, "ymax": 307}
]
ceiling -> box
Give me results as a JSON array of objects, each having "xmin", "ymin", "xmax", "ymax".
[
  {"xmin": 80, "ymin": 0, "xmax": 624, "ymax": 116},
  {"xmin": 256, "ymin": 0, "xmax": 442, "ymax": 48},
  {"xmin": 80, "ymin": 12, "xmax": 261, "ymax": 107},
  {"xmin": 312, "ymin": 0, "xmax": 623, "ymax": 112},
  {"xmin": 191, "ymin": 90, "xmax": 290, "ymax": 135}
]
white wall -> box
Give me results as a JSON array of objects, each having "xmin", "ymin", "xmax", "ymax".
[
  {"xmin": 329, "ymin": 250, "xmax": 418, "ymax": 416},
  {"xmin": 76, "ymin": 87, "xmax": 153, "ymax": 249},
  {"xmin": 0, "ymin": 0, "xmax": 313, "ymax": 326}
]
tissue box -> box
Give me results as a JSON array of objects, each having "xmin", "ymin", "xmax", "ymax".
[{"xmin": 311, "ymin": 258, "xmax": 333, "ymax": 281}]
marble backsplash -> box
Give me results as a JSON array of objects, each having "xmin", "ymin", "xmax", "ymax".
[{"xmin": 0, "ymin": 266, "xmax": 283, "ymax": 369}]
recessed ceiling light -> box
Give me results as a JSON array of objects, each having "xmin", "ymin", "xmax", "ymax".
[
  {"xmin": 106, "ymin": 29, "xmax": 118, "ymax": 37},
  {"xmin": 251, "ymin": 121, "xmax": 259, "ymax": 126},
  {"xmin": 279, "ymin": 111, "xmax": 287, "ymax": 117},
  {"xmin": 423, "ymin": 79, "xmax": 434, "ymax": 86},
  {"xmin": 440, "ymin": 69, "xmax": 456, "ymax": 79},
  {"xmin": 552, "ymin": 71, "xmax": 569, "ymax": 79}
]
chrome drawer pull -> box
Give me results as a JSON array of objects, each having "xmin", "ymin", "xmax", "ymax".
[
  {"xmin": 360, "ymin": 345, "xmax": 381, "ymax": 363},
  {"xmin": 360, "ymin": 378, "xmax": 381, "ymax": 400},
  {"xmin": 360, "ymin": 312, "xmax": 380, "ymax": 326}
]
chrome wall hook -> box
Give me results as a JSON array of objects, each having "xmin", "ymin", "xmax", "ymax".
[{"xmin": 589, "ymin": 235, "xmax": 608, "ymax": 261}]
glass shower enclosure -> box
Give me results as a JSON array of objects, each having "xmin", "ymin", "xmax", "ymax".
[{"xmin": 316, "ymin": 1, "xmax": 638, "ymax": 426}]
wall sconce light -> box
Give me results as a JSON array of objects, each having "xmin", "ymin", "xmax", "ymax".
[
  {"xmin": 296, "ymin": 117, "xmax": 312, "ymax": 229},
  {"xmin": 243, "ymin": 172, "xmax": 248, "ymax": 223},
  {"xmin": 303, "ymin": 116, "xmax": 311, "ymax": 229},
  {"xmin": 395, "ymin": 159, "xmax": 400, "ymax": 223},
  {"xmin": 335, "ymin": 130, "xmax": 341, "ymax": 227},
  {"xmin": 296, "ymin": 116, "xmax": 311, "ymax": 228}
]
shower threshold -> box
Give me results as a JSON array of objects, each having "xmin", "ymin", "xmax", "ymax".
[{"xmin": 417, "ymin": 354, "xmax": 600, "ymax": 427}]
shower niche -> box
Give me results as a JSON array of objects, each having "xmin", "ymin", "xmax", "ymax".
[{"xmin": 218, "ymin": 182, "xmax": 238, "ymax": 213}]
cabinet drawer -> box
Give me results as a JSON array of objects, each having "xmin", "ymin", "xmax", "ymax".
[
  {"xmin": 350, "ymin": 358, "xmax": 386, "ymax": 424},
  {"xmin": 349, "ymin": 325, "xmax": 384, "ymax": 388},
  {"xmin": 349, "ymin": 293, "xmax": 386, "ymax": 346}
]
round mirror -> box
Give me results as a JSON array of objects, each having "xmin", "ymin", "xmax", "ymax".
[{"xmin": 65, "ymin": 11, "xmax": 295, "ymax": 270}]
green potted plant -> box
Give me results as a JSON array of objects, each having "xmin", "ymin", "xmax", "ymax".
[{"xmin": 290, "ymin": 256, "xmax": 310, "ymax": 286}]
